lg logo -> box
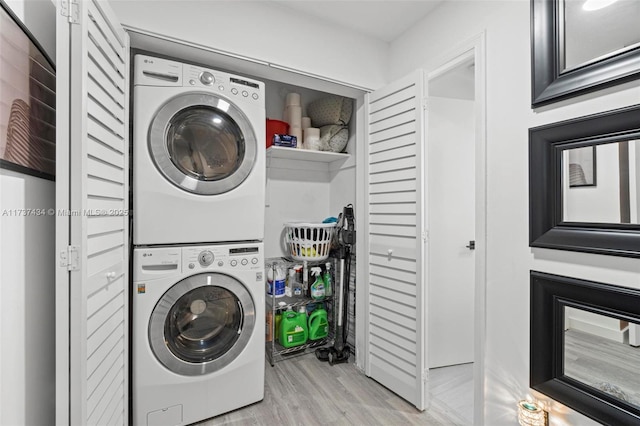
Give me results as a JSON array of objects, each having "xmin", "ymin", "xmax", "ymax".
[{"xmin": 142, "ymin": 253, "xmax": 153, "ymax": 257}]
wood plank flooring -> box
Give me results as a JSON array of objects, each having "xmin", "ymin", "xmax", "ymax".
[
  {"xmin": 565, "ymin": 328, "xmax": 640, "ymax": 407},
  {"xmin": 429, "ymin": 363, "xmax": 474, "ymax": 424},
  {"xmin": 195, "ymin": 354, "xmax": 473, "ymax": 425}
]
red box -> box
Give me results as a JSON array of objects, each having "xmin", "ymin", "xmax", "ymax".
[{"xmin": 266, "ymin": 119, "xmax": 288, "ymax": 148}]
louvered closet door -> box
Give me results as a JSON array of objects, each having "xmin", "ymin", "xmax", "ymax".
[
  {"xmin": 364, "ymin": 70, "xmax": 427, "ymax": 410},
  {"xmin": 56, "ymin": 1, "xmax": 129, "ymax": 424}
]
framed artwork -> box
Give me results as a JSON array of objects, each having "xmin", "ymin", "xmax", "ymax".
[
  {"xmin": 0, "ymin": 1, "xmax": 56, "ymax": 180},
  {"xmin": 568, "ymin": 146, "xmax": 596, "ymax": 187}
]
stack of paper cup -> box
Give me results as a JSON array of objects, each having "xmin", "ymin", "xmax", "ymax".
[
  {"xmin": 304, "ymin": 127, "xmax": 321, "ymax": 151},
  {"xmin": 283, "ymin": 92, "xmax": 303, "ymax": 148},
  {"xmin": 286, "ymin": 106, "xmax": 302, "ymax": 127},
  {"xmin": 288, "ymin": 127, "xmax": 303, "ymax": 146},
  {"xmin": 285, "ymin": 92, "xmax": 300, "ymax": 106}
]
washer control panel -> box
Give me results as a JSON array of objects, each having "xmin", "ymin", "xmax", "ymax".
[
  {"xmin": 183, "ymin": 244, "xmax": 262, "ymax": 272},
  {"xmin": 133, "ymin": 247, "xmax": 181, "ymax": 281}
]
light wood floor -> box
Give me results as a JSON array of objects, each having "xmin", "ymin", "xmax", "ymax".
[
  {"xmin": 429, "ymin": 363, "xmax": 474, "ymax": 424},
  {"xmin": 195, "ymin": 354, "xmax": 473, "ymax": 425},
  {"xmin": 565, "ymin": 328, "xmax": 640, "ymax": 407}
]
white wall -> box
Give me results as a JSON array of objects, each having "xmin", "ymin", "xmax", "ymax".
[
  {"xmin": 389, "ymin": 1, "xmax": 640, "ymax": 425},
  {"xmin": 265, "ymin": 161, "xmax": 333, "ymax": 258},
  {"xmin": 0, "ymin": 170, "xmax": 56, "ymax": 426},
  {"xmin": 0, "ymin": 1, "xmax": 56, "ymax": 424},
  {"xmin": 565, "ymin": 307, "xmax": 625, "ymax": 343},
  {"xmin": 110, "ymin": 0, "xmax": 389, "ymax": 91}
]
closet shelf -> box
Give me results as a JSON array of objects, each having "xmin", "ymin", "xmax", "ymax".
[{"xmin": 266, "ymin": 146, "xmax": 349, "ymax": 164}]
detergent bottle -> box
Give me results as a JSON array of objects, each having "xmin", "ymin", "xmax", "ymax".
[
  {"xmin": 309, "ymin": 267, "xmax": 325, "ymax": 301},
  {"xmin": 308, "ymin": 306, "xmax": 329, "ymax": 340},
  {"xmin": 279, "ymin": 307, "xmax": 308, "ymax": 348},
  {"xmin": 274, "ymin": 310, "xmax": 282, "ymax": 341},
  {"xmin": 266, "ymin": 263, "xmax": 286, "ymax": 298}
]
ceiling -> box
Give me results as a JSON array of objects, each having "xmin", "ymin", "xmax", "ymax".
[{"xmin": 271, "ymin": 0, "xmax": 445, "ymax": 42}]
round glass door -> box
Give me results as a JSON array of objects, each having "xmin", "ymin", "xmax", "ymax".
[
  {"xmin": 149, "ymin": 273, "xmax": 256, "ymax": 376},
  {"xmin": 148, "ymin": 93, "xmax": 257, "ymax": 195}
]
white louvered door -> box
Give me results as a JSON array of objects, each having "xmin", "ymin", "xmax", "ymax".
[
  {"xmin": 56, "ymin": 0, "xmax": 129, "ymax": 424},
  {"xmin": 363, "ymin": 70, "xmax": 427, "ymax": 410}
]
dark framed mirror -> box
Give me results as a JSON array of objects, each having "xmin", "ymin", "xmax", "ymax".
[
  {"xmin": 529, "ymin": 104, "xmax": 640, "ymax": 257},
  {"xmin": 530, "ymin": 271, "xmax": 640, "ymax": 425},
  {"xmin": 531, "ymin": 0, "xmax": 640, "ymax": 108}
]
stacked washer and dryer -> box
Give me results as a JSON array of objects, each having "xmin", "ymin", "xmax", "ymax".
[{"xmin": 131, "ymin": 54, "xmax": 266, "ymax": 426}]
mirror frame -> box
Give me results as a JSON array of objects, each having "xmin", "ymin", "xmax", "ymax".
[
  {"xmin": 529, "ymin": 104, "xmax": 640, "ymax": 257},
  {"xmin": 530, "ymin": 271, "xmax": 640, "ymax": 425},
  {"xmin": 531, "ymin": 0, "xmax": 640, "ymax": 108}
]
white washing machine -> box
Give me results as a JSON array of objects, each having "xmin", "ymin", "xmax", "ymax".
[
  {"xmin": 132, "ymin": 243, "xmax": 265, "ymax": 426},
  {"xmin": 133, "ymin": 54, "xmax": 265, "ymax": 245}
]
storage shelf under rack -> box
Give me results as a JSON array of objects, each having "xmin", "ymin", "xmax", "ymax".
[
  {"xmin": 265, "ymin": 257, "xmax": 337, "ymax": 366},
  {"xmin": 270, "ymin": 337, "xmax": 331, "ymax": 358},
  {"xmin": 266, "ymin": 294, "xmax": 333, "ymax": 309}
]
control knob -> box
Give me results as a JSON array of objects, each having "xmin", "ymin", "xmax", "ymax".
[
  {"xmin": 198, "ymin": 250, "xmax": 214, "ymax": 267},
  {"xmin": 199, "ymin": 71, "xmax": 214, "ymax": 85}
]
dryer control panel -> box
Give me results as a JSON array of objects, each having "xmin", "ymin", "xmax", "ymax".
[
  {"xmin": 182, "ymin": 64, "xmax": 263, "ymax": 103},
  {"xmin": 183, "ymin": 244, "xmax": 262, "ymax": 272},
  {"xmin": 133, "ymin": 54, "xmax": 264, "ymax": 103}
]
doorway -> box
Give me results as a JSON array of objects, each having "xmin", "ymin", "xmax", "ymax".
[
  {"xmin": 425, "ymin": 36, "xmax": 486, "ymax": 425},
  {"xmin": 428, "ymin": 56, "xmax": 476, "ymax": 369}
]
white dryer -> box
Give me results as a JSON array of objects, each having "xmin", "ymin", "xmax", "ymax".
[
  {"xmin": 133, "ymin": 54, "xmax": 265, "ymax": 245},
  {"xmin": 132, "ymin": 243, "xmax": 265, "ymax": 425}
]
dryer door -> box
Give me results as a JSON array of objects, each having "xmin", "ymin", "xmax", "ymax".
[
  {"xmin": 148, "ymin": 93, "xmax": 257, "ymax": 195},
  {"xmin": 148, "ymin": 272, "xmax": 256, "ymax": 376}
]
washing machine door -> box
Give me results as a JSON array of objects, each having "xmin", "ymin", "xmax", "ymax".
[
  {"xmin": 148, "ymin": 272, "xmax": 256, "ymax": 376},
  {"xmin": 148, "ymin": 92, "xmax": 257, "ymax": 195}
]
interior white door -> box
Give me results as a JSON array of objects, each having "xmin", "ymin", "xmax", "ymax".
[
  {"xmin": 56, "ymin": 0, "xmax": 129, "ymax": 424},
  {"xmin": 426, "ymin": 95, "xmax": 475, "ymax": 368},
  {"xmin": 363, "ymin": 70, "xmax": 427, "ymax": 410}
]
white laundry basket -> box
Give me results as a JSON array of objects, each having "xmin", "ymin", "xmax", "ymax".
[{"xmin": 284, "ymin": 222, "xmax": 336, "ymax": 261}]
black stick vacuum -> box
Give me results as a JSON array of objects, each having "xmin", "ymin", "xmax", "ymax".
[{"xmin": 317, "ymin": 204, "xmax": 355, "ymax": 365}]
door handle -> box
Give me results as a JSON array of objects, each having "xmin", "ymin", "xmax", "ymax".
[{"xmin": 466, "ymin": 240, "xmax": 475, "ymax": 250}]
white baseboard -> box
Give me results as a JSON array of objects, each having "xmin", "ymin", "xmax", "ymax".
[{"xmin": 566, "ymin": 317, "xmax": 625, "ymax": 343}]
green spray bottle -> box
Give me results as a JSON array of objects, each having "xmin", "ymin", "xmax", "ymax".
[
  {"xmin": 323, "ymin": 262, "xmax": 332, "ymax": 297},
  {"xmin": 309, "ymin": 266, "xmax": 325, "ymax": 301}
]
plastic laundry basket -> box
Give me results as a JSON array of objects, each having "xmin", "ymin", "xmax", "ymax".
[{"xmin": 284, "ymin": 222, "xmax": 335, "ymax": 261}]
